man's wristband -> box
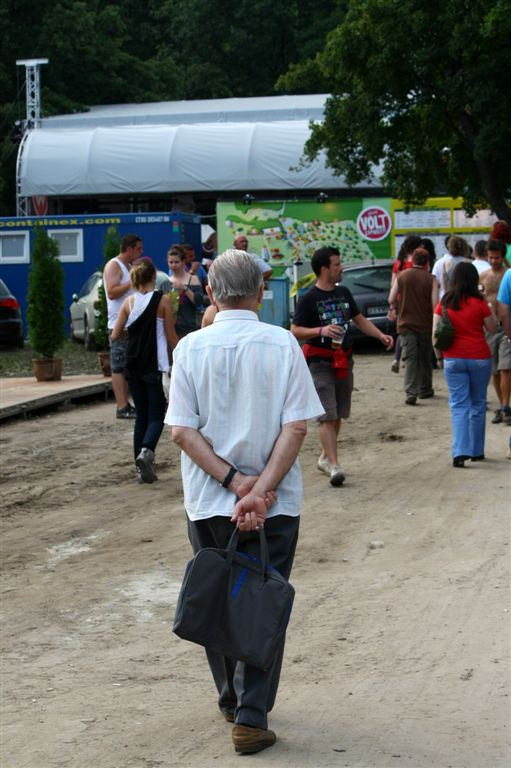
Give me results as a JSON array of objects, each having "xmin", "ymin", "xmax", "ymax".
[{"xmin": 220, "ymin": 466, "xmax": 237, "ymax": 488}]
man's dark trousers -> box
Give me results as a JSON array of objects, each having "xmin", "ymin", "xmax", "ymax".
[
  {"xmin": 401, "ymin": 331, "xmax": 433, "ymax": 398},
  {"xmin": 187, "ymin": 514, "xmax": 299, "ymax": 730}
]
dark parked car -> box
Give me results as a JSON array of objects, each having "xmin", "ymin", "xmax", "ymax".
[
  {"xmin": 339, "ymin": 260, "xmax": 395, "ymax": 342},
  {"xmin": 0, "ymin": 279, "xmax": 24, "ymax": 348}
]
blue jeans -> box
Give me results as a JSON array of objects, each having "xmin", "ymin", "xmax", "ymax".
[
  {"xmin": 128, "ymin": 376, "xmax": 167, "ymax": 460},
  {"xmin": 443, "ymin": 357, "xmax": 492, "ymax": 458}
]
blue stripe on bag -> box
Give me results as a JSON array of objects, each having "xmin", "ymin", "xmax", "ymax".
[
  {"xmin": 237, "ymin": 550, "xmax": 279, "ymax": 573},
  {"xmin": 231, "ymin": 567, "xmax": 249, "ymax": 599}
]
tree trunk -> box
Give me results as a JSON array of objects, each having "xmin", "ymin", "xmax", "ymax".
[
  {"xmin": 475, "ymin": 157, "xmax": 511, "ymax": 226},
  {"xmin": 458, "ymin": 111, "xmax": 511, "ymax": 226}
]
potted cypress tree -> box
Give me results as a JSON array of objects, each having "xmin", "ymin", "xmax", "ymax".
[
  {"xmin": 27, "ymin": 226, "xmax": 66, "ymax": 381},
  {"xmin": 95, "ymin": 225, "xmax": 120, "ymax": 376}
]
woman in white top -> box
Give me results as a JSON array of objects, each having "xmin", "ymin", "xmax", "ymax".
[
  {"xmin": 432, "ymin": 235, "xmax": 470, "ymax": 298},
  {"xmin": 112, "ymin": 258, "xmax": 178, "ymax": 484}
]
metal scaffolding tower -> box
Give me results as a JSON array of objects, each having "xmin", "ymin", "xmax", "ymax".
[{"xmin": 16, "ymin": 58, "xmax": 48, "ymax": 216}]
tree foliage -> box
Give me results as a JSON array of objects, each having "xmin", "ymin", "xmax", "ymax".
[
  {"xmin": 280, "ymin": 0, "xmax": 511, "ymax": 222},
  {"xmin": 0, "ymin": 0, "xmax": 341, "ymax": 211},
  {"xmin": 27, "ymin": 227, "xmax": 66, "ymax": 358}
]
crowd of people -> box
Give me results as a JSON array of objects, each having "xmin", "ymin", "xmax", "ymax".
[
  {"xmin": 386, "ymin": 222, "xmax": 511, "ymax": 467},
  {"xmin": 100, "ymin": 222, "xmax": 510, "ymax": 756},
  {"xmin": 103, "ymin": 223, "xmax": 511, "ymax": 483},
  {"xmin": 103, "ymin": 233, "xmax": 274, "ymax": 481}
]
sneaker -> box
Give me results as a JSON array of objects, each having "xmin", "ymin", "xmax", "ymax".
[
  {"xmin": 317, "ymin": 455, "xmax": 331, "ymax": 475},
  {"xmin": 391, "ymin": 359, "xmax": 400, "ymax": 373},
  {"xmin": 117, "ymin": 404, "xmax": 136, "ymax": 419},
  {"xmin": 502, "ymin": 406, "xmax": 511, "ymax": 425},
  {"xmin": 492, "ymin": 408, "xmax": 503, "ymax": 424},
  {"xmin": 136, "ymin": 447, "xmax": 156, "ymax": 483},
  {"xmin": 135, "ymin": 466, "xmax": 144, "ymax": 484},
  {"xmin": 329, "ymin": 464, "xmax": 345, "ymax": 486}
]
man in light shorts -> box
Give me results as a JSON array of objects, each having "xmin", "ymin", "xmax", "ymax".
[
  {"xmin": 291, "ymin": 247, "xmax": 393, "ymax": 486},
  {"xmin": 480, "ymin": 240, "xmax": 510, "ymax": 424}
]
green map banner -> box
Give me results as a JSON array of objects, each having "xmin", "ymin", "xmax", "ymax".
[{"xmin": 217, "ymin": 198, "xmax": 393, "ymax": 267}]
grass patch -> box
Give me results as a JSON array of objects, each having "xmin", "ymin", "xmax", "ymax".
[{"xmin": 0, "ymin": 340, "xmax": 101, "ymax": 377}]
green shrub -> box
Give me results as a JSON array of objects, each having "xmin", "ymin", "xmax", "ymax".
[
  {"xmin": 26, "ymin": 227, "xmax": 66, "ymax": 358},
  {"xmin": 94, "ymin": 224, "xmax": 120, "ymax": 350}
]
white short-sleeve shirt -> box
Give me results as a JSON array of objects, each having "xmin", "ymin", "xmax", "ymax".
[{"xmin": 165, "ymin": 309, "xmax": 324, "ymax": 520}]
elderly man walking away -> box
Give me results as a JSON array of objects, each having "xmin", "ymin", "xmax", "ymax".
[
  {"xmin": 166, "ymin": 250, "xmax": 323, "ymax": 755},
  {"xmin": 291, "ymin": 246, "xmax": 393, "ymax": 486},
  {"xmin": 103, "ymin": 233, "xmax": 142, "ymax": 418},
  {"xmin": 388, "ymin": 246, "xmax": 438, "ymax": 405}
]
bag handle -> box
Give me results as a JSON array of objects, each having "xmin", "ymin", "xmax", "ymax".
[{"xmin": 226, "ymin": 527, "xmax": 269, "ymax": 578}]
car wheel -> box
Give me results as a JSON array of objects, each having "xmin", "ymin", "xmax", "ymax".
[{"xmin": 84, "ymin": 317, "xmax": 96, "ymax": 351}]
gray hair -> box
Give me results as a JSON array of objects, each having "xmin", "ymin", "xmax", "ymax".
[{"xmin": 208, "ymin": 249, "xmax": 263, "ymax": 305}]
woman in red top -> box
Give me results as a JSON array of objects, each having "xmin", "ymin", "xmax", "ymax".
[{"xmin": 433, "ymin": 262, "xmax": 497, "ymax": 467}]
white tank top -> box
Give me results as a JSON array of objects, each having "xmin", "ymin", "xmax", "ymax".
[
  {"xmin": 105, "ymin": 257, "xmax": 133, "ymax": 329},
  {"xmin": 126, "ymin": 291, "xmax": 170, "ymax": 372}
]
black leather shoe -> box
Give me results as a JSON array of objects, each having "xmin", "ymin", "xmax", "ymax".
[
  {"xmin": 471, "ymin": 455, "xmax": 485, "ymax": 461},
  {"xmin": 219, "ymin": 706, "xmax": 235, "ymax": 723},
  {"xmin": 453, "ymin": 455, "xmax": 470, "ymax": 467}
]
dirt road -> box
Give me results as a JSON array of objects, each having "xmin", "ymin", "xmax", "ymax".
[{"xmin": 1, "ymin": 351, "xmax": 509, "ymax": 768}]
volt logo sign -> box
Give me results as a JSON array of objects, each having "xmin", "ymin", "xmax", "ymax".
[{"xmin": 356, "ymin": 206, "xmax": 391, "ymax": 241}]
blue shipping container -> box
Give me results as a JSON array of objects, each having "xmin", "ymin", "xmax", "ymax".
[{"xmin": 0, "ymin": 211, "xmax": 201, "ymax": 335}]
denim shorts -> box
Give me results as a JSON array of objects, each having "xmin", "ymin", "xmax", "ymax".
[{"xmin": 108, "ymin": 331, "xmax": 128, "ymax": 373}]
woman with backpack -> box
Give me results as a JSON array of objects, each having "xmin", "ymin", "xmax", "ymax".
[{"xmin": 112, "ymin": 257, "xmax": 178, "ymax": 483}]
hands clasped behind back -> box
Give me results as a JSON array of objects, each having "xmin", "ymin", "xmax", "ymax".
[
  {"xmin": 229, "ymin": 470, "xmax": 277, "ymax": 532},
  {"xmin": 231, "ymin": 493, "xmax": 268, "ymax": 532}
]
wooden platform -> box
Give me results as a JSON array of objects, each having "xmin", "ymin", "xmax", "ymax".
[{"xmin": 0, "ymin": 375, "xmax": 113, "ymax": 421}]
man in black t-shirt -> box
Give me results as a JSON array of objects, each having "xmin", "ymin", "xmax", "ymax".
[{"xmin": 291, "ymin": 247, "xmax": 394, "ymax": 486}]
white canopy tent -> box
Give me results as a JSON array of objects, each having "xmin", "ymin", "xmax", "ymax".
[{"xmin": 17, "ymin": 95, "xmax": 381, "ymax": 199}]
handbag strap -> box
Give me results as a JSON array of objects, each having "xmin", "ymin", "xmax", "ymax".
[{"xmin": 226, "ymin": 527, "xmax": 269, "ymax": 578}]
